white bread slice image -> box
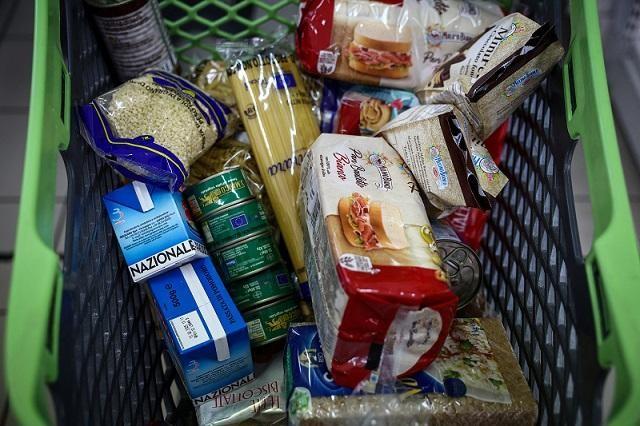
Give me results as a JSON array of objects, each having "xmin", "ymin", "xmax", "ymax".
[
  {"xmin": 369, "ymin": 201, "xmax": 409, "ymax": 249},
  {"xmin": 353, "ymin": 21, "xmax": 412, "ymax": 52}
]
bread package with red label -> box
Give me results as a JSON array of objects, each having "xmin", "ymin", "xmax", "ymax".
[
  {"xmin": 376, "ymin": 104, "xmax": 508, "ymax": 213},
  {"xmin": 296, "ymin": 0, "xmax": 503, "ymax": 89},
  {"xmin": 336, "ymin": 86, "xmax": 419, "ymax": 135},
  {"xmin": 418, "ymin": 13, "xmax": 565, "ymax": 139},
  {"xmin": 299, "ymin": 134, "xmax": 458, "ymax": 388}
]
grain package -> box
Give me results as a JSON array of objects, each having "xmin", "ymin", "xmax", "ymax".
[
  {"xmin": 377, "ymin": 104, "xmax": 508, "ymax": 212},
  {"xmin": 296, "ymin": 0, "xmax": 503, "ymax": 89},
  {"xmin": 299, "ymin": 134, "xmax": 457, "ymax": 388},
  {"xmin": 228, "ymin": 53, "xmax": 320, "ymax": 287},
  {"xmin": 80, "ymin": 70, "xmax": 238, "ymax": 191},
  {"xmin": 418, "ymin": 13, "xmax": 565, "ymax": 139},
  {"xmin": 288, "ymin": 318, "xmax": 537, "ymax": 426}
]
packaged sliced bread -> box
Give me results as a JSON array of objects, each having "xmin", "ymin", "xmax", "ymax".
[{"xmin": 299, "ymin": 134, "xmax": 458, "ymax": 388}]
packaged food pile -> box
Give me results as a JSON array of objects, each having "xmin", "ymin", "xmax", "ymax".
[{"xmin": 81, "ymin": 1, "xmax": 565, "ymax": 423}]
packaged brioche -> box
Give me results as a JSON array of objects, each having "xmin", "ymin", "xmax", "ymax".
[
  {"xmin": 299, "ymin": 134, "xmax": 457, "ymax": 388},
  {"xmin": 377, "ymin": 104, "xmax": 508, "ymax": 213},
  {"xmin": 418, "ymin": 13, "xmax": 565, "ymax": 139},
  {"xmin": 296, "ymin": 0, "xmax": 503, "ymax": 89}
]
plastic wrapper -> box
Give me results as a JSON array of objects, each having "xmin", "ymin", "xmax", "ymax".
[
  {"xmin": 196, "ymin": 350, "xmax": 286, "ymax": 425},
  {"xmin": 377, "ymin": 104, "xmax": 508, "ymax": 213},
  {"xmin": 287, "ymin": 319, "xmax": 537, "ymax": 425},
  {"xmin": 319, "ymin": 80, "xmax": 350, "ymax": 133},
  {"xmin": 296, "ymin": 0, "xmax": 503, "ymax": 89},
  {"xmin": 228, "ymin": 53, "xmax": 320, "ymax": 287},
  {"xmin": 336, "ymin": 86, "xmax": 419, "ymax": 135},
  {"xmin": 79, "ymin": 70, "xmax": 238, "ymax": 191},
  {"xmin": 191, "ymin": 59, "xmax": 236, "ymax": 108},
  {"xmin": 299, "ymin": 134, "xmax": 457, "ymax": 388},
  {"xmin": 418, "ymin": 13, "xmax": 565, "ymax": 139}
]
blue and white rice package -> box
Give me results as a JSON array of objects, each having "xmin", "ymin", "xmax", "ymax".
[
  {"xmin": 196, "ymin": 350, "xmax": 287, "ymax": 425},
  {"xmin": 148, "ymin": 257, "xmax": 254, "ymax": 404},
  {"xmin": 103, "ymin": 181, "xmax": 208, "ymax": 282},
  {"xmin": 80, "ymin": 70, "xmax": 238, "ymax": 191}
]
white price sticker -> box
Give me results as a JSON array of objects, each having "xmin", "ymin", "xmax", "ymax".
[{"xmin": 170, "ymin": 310, "xmax": 210, "ymax": 351}]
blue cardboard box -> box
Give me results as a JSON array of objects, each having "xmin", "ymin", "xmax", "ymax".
[
  {"xmin": 103, "ymin": 181, "xmax": 208, "ymax": 282},
  {"xmin": 148, "ymin": 257, "xmax": 254, "ymax": 404}
]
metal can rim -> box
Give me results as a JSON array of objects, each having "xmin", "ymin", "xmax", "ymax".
[
  {"xmin": 436, "ymin": 238, "xmax": 482, "ymax": 310},
  {"xmin": 214, "ymin": 227, "xmax": 275, "ymax": 251},
  {"xmin": 188, "ymin": 165, "xmax": 245, "ymax": 188},
  {"xmin": 224, "ymin": 261, "xmax": 282, "ymax": 283},
  {"xmin": 242, "ymin": 294, "xmax": 297, "ymax": 316},
  {"xmin": 237, "ymin": 291, "xmax": 295, "ymax": 312},
  {"xmin": 196, "ymin": 196, "xmax": 260, "ymax": 224}
]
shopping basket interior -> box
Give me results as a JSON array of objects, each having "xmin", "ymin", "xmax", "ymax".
[{"xmin": 16, "ymin": 0, "xmax": 620, "ymax": 424}]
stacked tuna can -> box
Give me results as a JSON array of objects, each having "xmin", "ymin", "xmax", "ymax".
[{"xmin": 184, "ymin": 166, "xmax": 301, "ymax": 347}]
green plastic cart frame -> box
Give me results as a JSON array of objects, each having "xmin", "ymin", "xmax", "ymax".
[{"xmin": 5, "ymin": 0, "xmax": 640, "ymax": 424}]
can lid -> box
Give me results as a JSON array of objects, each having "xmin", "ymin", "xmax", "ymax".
[
  {"xmin": 436, "ymin": 239, "xmax": 482, "ymax": 309},
  {"xmin": 214, "ymin": 227, "xmax": 275, "ymax": 251},
  {"xmin": 197, "ymin": 196, "xmax": 259, "ymax": 223},
  {"xmin": 191, "ymin": 165, "xmax": 245, "ymax": 187}
]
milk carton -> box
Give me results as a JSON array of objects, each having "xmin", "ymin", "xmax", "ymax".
[
  {"xmin": 103, "ymin": 181, "xmax": 208, "ymax": 282},
  {"xmin": 148, "ymin": 257, "xmax": 254, "ymax": 404}
]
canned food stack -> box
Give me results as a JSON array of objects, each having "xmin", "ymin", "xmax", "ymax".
[{"xmin": 184, "ymin": 167, "xmax": 301, "ymax": 347}]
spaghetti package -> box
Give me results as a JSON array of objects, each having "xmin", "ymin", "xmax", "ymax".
[
  {"xmin": 296, "ymin": 0, "xmax": 503, "ymax": 89},
  {"xmin": 191, "ymin": 59, "xmax": 236, "ymax": 108},
  {"xmin": 228, "ymin": 53, "xmax": 320, "ymax": 286},
  {"xmin": 418, "ymin": 13, "xmax": 565, "ymax": 139},
  {"xmin": 337, "ymin": 86, "xmax": 419, "ymax": 135},
  {"xmin": 299, "ymin": 134, "xmax": 457, "ymax": 388},
  {"xmin": 80, "ymin": 70, "xmax": 237, "ymax": 191},
  {"xmin": 377, "ymin": 104, "xmax": 508, "ymax": 212}
]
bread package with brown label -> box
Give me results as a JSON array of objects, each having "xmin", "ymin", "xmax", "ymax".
[
  {"xmin": 376, "ymin": 104, "xmax": 508, "ymax": 213},
  {"xmin": 417, "ymin": 13, "xmax": 565, "ymax": 139},
  {"xmin": 297, "ymin": 0, "xmax": 504, "ymax": 90}
]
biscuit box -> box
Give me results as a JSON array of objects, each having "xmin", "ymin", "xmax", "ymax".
[
  {"xmin": 148, "ymin": 257, "xmax": 254, "ymax": 404},
  {"xmin": 103, "ymin": 181, "xmax": 208, "ymax": 282}
]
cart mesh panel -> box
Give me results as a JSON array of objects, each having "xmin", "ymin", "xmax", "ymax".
[
  {"xmin": 54, "ymin": 0, "xmax": 193, "ymax": 424},
  {"xmin": 53, "ymin": 0, "xmax": 603, "ymax": 425}
]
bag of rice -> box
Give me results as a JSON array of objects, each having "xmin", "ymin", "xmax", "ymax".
[
  {"xmin": 417, "ymin": 13, "xmax": 565, "ymax": 139},
  {"xmin": 80, "ymin": 70, "xmax": 238, "ymax": 191}
]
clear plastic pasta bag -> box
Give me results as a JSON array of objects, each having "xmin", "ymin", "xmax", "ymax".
[{"xmin": 79, "ymin": 70, "xmax": 238, "ymax": 191}]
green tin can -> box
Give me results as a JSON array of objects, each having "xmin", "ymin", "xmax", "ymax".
[
  {"xmin": 200, "ymin": 198, "xmax": 269, "ymax": 248},
  {"xmin": 213, "ymin": 230, "xmax": 281, "ymax": 282},
  {"xmin": 185, "ymin": 167, "xmax": 253, "ymax": 220},
  {"xmin": 228, "ymin": 265, "xmax": 294, "ymax": 311},
  {"xmin": 243, "ymin": 296, "xmax": 302, "ymax": 346}
]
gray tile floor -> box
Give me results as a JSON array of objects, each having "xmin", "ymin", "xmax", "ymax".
[{"xmin": 0, "ymin": 0, "xmax": 638, "ymax": 424}]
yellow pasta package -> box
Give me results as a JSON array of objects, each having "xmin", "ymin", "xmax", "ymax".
[{"xmin": 228, "ymin": 53, "xmax": 320, "ymax": 285}]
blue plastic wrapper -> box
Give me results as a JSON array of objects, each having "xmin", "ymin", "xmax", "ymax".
[{"xmin": 80, "ymin": 70, "xmax": 237, "ymax": 191}]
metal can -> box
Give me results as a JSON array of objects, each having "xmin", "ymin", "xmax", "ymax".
[
  {"xmin": 85, "ymin": 0, "xmax": 176, "ymax": 81},
  {"xmin": 243, "ymin": 296, "xmax": 302, "ymax": 346},
  {"xmin": 432, "ymin": 220, "xmax": 482, "ymax": 310},
  {"xmin": 228, "ymin": 265, "xmax": 294, "ymax": 311},
  {"xmin": 200, "ymin": 198, "xmax": 269, "ymax": 249},
  {"xmin": 185, "ymin": 167, "xmax": 253, "ymax": 221},
  {"xmin": 213, "ymin": 230, "xmax": 281, "ymax": 282}
]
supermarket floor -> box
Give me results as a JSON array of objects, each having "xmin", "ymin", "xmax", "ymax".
[{"xmin": 0, "ymin": 0, "xmax": 638, "ymax": 425}]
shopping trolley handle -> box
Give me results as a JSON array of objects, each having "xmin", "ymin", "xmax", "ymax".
[
  {"xmin": 5, "ymin": 0, "xmax": 70, "ymax": 424},
  {"xmin": 563, "ymin": 0, "xmax": 640, "ymax": 424}
]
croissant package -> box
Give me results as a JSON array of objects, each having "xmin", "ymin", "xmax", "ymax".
[
  {"xmin": 376, "ymin": 104, "xmax": 508, "ymax": 213},
  {"xmin": 298, "ymin": 133, "xmax": 458, "ymax": 388},
  {"xmin": 418, "ymin": 13, "xmax": 565, "ymax": 139}
]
